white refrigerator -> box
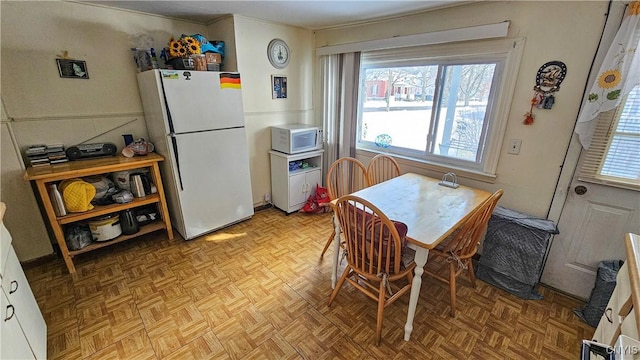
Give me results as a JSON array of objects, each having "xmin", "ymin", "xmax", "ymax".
[{"xmin": 136, "ymin": 69, "xmax": 254, "ymax": 240}]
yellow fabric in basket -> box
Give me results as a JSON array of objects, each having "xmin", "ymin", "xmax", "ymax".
[{"xmin": 60, "ymin": 179, "xmax": 95, "ymax": 212}]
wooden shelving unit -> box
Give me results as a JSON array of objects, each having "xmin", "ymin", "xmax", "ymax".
[{"xmin": 24, "ymin": 153, "xmax": 173, "ymax": 274}]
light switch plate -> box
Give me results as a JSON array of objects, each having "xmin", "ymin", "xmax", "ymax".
[{"xmin": 508, "ymin": 139, "xmax": 522, "ymax": 155}]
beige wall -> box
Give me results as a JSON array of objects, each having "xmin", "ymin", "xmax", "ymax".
[
  {"xmin": 207, "ymin": 16, "xmax": 238, "ymax": 72},
  {"xmin": 1, "ymin": 105, "xmax": 53, "ymax": 261},
  {"xmin": 315, "ymin": 1, "xmax": 608, "ymax": 217},
  {"xmin": 1, "ymin": 0, "xmax": 208, "ymax": 152},
  {"xmin": 0, "ymin": 0, "xmax": 608, "ymax": 260},
  {"xmin": 1, "ymin": 1, "xmax": 207, "ymax": 260},
  {"xmin": 0, "ymin": 1, "xmax": 312, "ymax": 260},
  {"xmin": 232, "ymin": 16, "xmax": 314, "ymax": 205}
]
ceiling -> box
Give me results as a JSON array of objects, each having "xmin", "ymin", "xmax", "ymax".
[{"xmin": 84, "ymin": 1, "xmax": 469, "ymax": 30}]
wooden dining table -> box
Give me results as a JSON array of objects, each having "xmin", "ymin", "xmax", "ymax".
[{"xmin": 330, "ymin": 172, "xmax": 492, "ymax": 341}]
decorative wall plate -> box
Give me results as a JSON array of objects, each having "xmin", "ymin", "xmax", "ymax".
[{"xmin": 534, "ymin": 61, "xmax": 567, "ymax": 94}]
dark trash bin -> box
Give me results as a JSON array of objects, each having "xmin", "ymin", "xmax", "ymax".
[
  {"xmin": 575, "ymin": 260, "xmax": 624, "ymax": 327},
  {"xmin": 476, "ymin": 206, "xmax": 559, "ymax": 300}
]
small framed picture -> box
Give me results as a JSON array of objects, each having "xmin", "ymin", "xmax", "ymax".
[
  {"xmin": 272, "ymin": 75, "xmax": 287, "ymax": 99},
  {"xmin": 56, "ymin": 59, "xmax": 89, "ymax": 79}
]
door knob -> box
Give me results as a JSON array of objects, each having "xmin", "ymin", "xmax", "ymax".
[{"xmin": 575, "ymin": 185, "xmax": 587, "ymax": 195}]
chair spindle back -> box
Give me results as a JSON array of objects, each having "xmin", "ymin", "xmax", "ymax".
[{"xmin": 366, "ymin": 154, "xmax": 401, "ymax": 186}]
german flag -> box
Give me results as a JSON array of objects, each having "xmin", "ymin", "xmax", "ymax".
[{"xmin": 220, "ymin": 73, "xmax": 241, "ymax": 90}]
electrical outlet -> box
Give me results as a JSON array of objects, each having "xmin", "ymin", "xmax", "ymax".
[
  {"xmin": 264, "ymin": 193, "xmax": 271, "ymax": 203},
  {"xmin": 508, "ymin": 139, "xmax": 522, "ymax": 155}
]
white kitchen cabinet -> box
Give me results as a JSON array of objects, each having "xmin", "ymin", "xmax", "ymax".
[
  {"xmin": 1, "ymin": 290, "xmax": 36, "ymax": 360},
  {"xmin": 288, "ymin": 169, "xmax": 323, "ymax": 208},
  {"xmin": 621, "ymin": 308, "xmax": 639, "ymax": 340},
  {"xmin": 593, "ymin": 261, "xmax": 630, "ymax": 346},
  {"xmin": 0, "ymin": 203, "xmax": 47, "ymax": 359},
  {"xmin": 269, "ymin": 149, "xmax": 324, "ymax": 213},
  {"xmin": 591, "ymin": 233, "xmax": 640, "ymax": 357}
]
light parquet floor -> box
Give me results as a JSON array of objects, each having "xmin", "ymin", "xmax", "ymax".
[{"xmin": 24, "ymin": 207, "xmax": 594, "ymax": 359}]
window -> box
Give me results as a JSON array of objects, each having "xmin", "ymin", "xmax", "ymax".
[
  {"xmin": 356, "ymin": 39, "xmax": 524, "ymax": 177},
  {"xmin": 579, "ymin": 85, "xmax": 640, "ymax": 190}
]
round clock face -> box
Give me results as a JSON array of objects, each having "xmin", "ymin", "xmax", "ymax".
[{"xmin": 268, "ymin": 39, "xmax": 290, "ymax": 69}]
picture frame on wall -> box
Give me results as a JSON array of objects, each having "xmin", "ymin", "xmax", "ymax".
[
  {"xmin": 272, "ymin": 75, "xmax": 287, "ymax": 99},
  {"xmin": 56, "ymin": 59, "xmax": 89, "ymax": 79}
]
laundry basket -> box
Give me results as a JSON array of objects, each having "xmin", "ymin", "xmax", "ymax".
[{"xmin": 476, "ymin": 206, "xmax": 559, "ymax": 299}]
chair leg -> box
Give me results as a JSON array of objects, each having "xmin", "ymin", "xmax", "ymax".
[
  {"xmin": 467, "ymin": 260, "xmax": 477, "ymax": 287},
  {"xmin": 449, "ymin": 262, "xmax": 457, "ymax": 317},
  {"xmin": 320, "ymin": 229, "xmax": 336, "ymax": 258},
  {"xmin": 328, "ymin": 266, "xmax": 350, "ymax": 307},
  {"xmin": 375, "ymin": 279, "xmax": 386, "ymax": 346}
]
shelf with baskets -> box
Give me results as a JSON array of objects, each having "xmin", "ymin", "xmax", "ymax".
[{"xmin": 24, "ymin": 153, "xmax": 173, "ymax": 274}]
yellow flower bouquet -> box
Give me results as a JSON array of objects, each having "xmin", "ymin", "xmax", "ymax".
[
  {"xmin": 165, "ymin": 36, "xmax": 203, "ymax": 70},
  {"xmin": 168, "ymin": 36, "xmax": 201, "ymax": 58}
]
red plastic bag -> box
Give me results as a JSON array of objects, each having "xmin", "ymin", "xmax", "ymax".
[
  {"xmin": 300, "ymin": 185, "xmax": 330, "ymax": 213},
  {"xmin": 315, "ymin": 185, "xmax": 329, "ymax": 205}
]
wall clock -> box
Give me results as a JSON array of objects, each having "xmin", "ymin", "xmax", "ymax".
[{"xmin": 267, "ymin": 38, "xmax": 290, "ymax": 69}]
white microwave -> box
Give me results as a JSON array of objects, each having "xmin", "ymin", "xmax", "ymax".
[{"xmin": 271, "ymin": 124, "xmax": 323, "ymax": 154}]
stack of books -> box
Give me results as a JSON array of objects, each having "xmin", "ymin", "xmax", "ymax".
[
  {"xmin": 46, "ymin": 144, "xmax": 68, "ymax": 165},
  {"xmin": 25, "ymin": 145, "xmax": 49, "ymax": 167},
  {"xmin": 25, "ymin": 144, "xmax": 69, "ymax": 167}
]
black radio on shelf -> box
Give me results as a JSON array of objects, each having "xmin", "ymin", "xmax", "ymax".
[{"xmin": 65, "ymin": 142, "xmax": 117, "ymax": 160}]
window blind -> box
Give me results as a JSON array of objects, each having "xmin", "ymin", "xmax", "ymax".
[{"xmin": 578, "ymin": 87, "xmax": 640, "ymax": 190}]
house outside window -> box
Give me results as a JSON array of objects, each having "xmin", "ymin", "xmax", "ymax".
[{"xmin": 356, "ymin": 39, "xmax": 524, "ymax": 178}]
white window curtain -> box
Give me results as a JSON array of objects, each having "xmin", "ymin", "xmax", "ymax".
[
  {"xmin": 320, "ymin": 52, "xmax": 361, "ymax": 170},
  {"xmin": 575, "ymin": 1, "xmax": 640, "ymax": 149}
]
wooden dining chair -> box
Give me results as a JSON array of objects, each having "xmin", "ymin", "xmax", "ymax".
[
  {"xmin": 424, "ymin": 189, "xmax": 503, "ymax": 317},
  {"xmin": 320, "ymin": 157, "xmax": 369, "ymax": 257},
  {"xmin": 328, "ymin": 195, "xmax": 416, "ymax": 345},
  {"xmin": 366, "ymin": 154, "xmax": 401, "ymax": 186}
]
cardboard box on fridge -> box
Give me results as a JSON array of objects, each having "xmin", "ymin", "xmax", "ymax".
[{"xmin": 205, "ymin": 53, "xmax": 222, "ymax": 64}]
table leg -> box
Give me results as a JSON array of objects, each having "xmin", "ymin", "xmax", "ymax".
[
  {"xmin": 404, "ymin": 247, "xmax": 429, "ymax": 341},
  {"xmin": 331, "ymin": 214, "xmax": 341, "ymax": 289}
]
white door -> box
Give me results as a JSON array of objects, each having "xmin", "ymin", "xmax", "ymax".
[
  {"xmin": 541, "ymin": 91, "xmax": 640, "ymax": 300},
  {"xmin": 541, "ymin": 88, "xmax": 640, "ymax": 299},
  {"xmin": 540, "ymin": 1, "xmax": 639, "ymax": 299},
  {"xmin": 541, "ymin": 177, "xmax": 640, "ymax": 299}
]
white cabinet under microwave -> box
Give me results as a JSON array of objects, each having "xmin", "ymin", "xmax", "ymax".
[
  {"xmin": 271, "ymin": 124, "xmax": 322, "ymax": 154},
  {"xmin": 269, "ymin": 149, "xmax": 324, "ymax": 213}
]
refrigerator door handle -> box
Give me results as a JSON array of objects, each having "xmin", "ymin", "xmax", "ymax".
[
  {"xmin": 159, "ymin": 74, "xmax": 176, "ymax": 134},
  {"xmin": 170, "ymin": 134, "xmax": 185, "ymax": 191}
]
